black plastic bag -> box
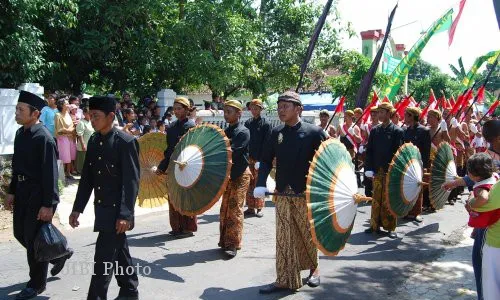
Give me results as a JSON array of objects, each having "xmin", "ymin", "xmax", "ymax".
[{"xmin": 34, "ymin": 223, "xmax": 71, "ymax": 262}]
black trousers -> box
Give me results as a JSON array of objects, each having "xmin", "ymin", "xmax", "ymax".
[
  {"xmin": 13, "ymin": 183, "xmax": 49, "ymax": 290},
  {"xmin": 88, "ymin": 232, "xmax": 138, "ymax": 300},
  {"xmin": 364, "ymin": 177, "xmax": 373, "ymax": 197}
]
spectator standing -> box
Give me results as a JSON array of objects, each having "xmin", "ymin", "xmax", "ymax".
[
  {"xmin": 75, "ymin": 108, "xmax": 94, "ymax": 174},
  {"xmin": 55, "ymin": 98, "xmax": 77, "ymax": 178},
  {"xmin": 40, "ymin": 94, "xmax": 58, "ymax": 137}
]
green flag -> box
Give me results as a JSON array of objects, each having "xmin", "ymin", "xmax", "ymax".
[
  {"xmin": 382, "ymin": 9, "xmax": 454, "ymax": 101},
  {"xmin": 435, "ymin": 12, "xmax": 452, "ymax": 33},
  {"xmin": 382, "ymin": 53, "xmax": 401, "ymax": 75},
  {"xmin": 462, "ymin": 50, "xmax": 500, "ymax": 88}
]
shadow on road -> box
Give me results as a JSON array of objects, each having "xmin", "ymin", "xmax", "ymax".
[
  {"xmin": 0, "ymin": 277, "xmax": 60, "ymax": 300},
  {"xmin": 155, "ymin": 248, "xmax": 228, "ymax": 268},
  {"xmin": 200, "ymin": 285, "xmax": 294, "ymax": 300},
  {"xmin": 301, "ymin": 265, "xmax": 410, "ymax": 300},
  {"xmin": 198, "ymin": 214, "xmax": 220, "ymax": 225},
  {"xmin": 127, "ymin": 233, "xmax": 179, "ymax": 247},
  {"xmin": 131, "ymin": 256, "xmax": 185, "ymax": 283}
]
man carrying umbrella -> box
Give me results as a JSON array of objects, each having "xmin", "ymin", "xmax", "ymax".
[
  {"xmin": 364, "ymin": 102, "xmax": 404, "ymax": 239},
  {"xmin": 254, "ymin": 91, "xmax": 327, "ymax": 293},
  {"xmin": 219, "ymin": 100, "xmax": 251, "ymax": 258},
  {"xmin": 403, "ymin": 107, "xmax": 431, "ymax": 223},
  {"xmin": 426, "ymin": 109, "xmax": 450, "ymax": 210},
  {"xmin": 69, "ymin": 96, "xmax": 140, "ymax": 300},
  {"xmin": 244, "ymin": 99, "xmax": 271, "ymax": 218},
  {"xmin": 156, "ymin": 97, "xmax": 197, "ymax": 238}
]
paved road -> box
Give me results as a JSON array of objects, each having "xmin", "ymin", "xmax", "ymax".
[{"xmin": 0, "ymin": 189, "xmax": 474, "ymax": 300}]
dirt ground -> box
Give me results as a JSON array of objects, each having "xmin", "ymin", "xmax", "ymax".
[
  {"xmin": 0, "ymin": 208, "xmax": 14, "ymax": 242},
  {"xmin": 0, "ymin": 208, "xmax": 12, "ymax": 231}
]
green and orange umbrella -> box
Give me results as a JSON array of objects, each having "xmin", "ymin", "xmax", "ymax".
[
  {"xmin": 166, "ymin": 124, "xmax": 231, "ymax": 216},
  {"xmin": 429, "ymin": 142, "xmax": 458, "ymax": 210},
  {"xmin": 385, "ymin": 143, "xmax": 426, "ymax": 217},
  {"xmin": 306, "ymin": 139, "xmax": 371, "ymax": 256}
]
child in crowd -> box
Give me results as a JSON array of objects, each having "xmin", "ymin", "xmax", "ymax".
[{"xmin": 465, "ymin": 153, "xmax": 499, "ymax": 228}]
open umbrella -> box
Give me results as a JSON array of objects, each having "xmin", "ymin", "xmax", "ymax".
[
  {"xmin": 166, "ymin": 124, "xmax": 231, "ymax": 216},
  {"xmin": 137, "ymin": 132, "xmax": 169, "ymax": 208},
  {"xmin": 306, "ymin": 139, "xmax": 371, "ymax": 256},
  {"xmin": 429, "ymin": 142, "xmax": 458, "ymax": 210},
  {"xmin": 385, "ymin": 143, "xmax": 426, "ymax": 217}
]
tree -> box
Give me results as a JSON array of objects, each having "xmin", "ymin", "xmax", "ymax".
[
  {"xmin": 53, "ymin": 0, "xmax": 179, "ymax": 96},
  {"xmin": 327, "ymin": 50, "xmax": 388, "ymax": 109},
  {"xmin": 1, "ymin": 0, "xmax": 350, "ymax": 99},
  {"xmin": 253, "ymin": 0, "xmax": 350, "ymax": 97},
  {"xmin": 0, "ymin": 0, "xmax": 78, "ymax": 88},
  {"xmin": 407, "ymin": 58, "xmax": 440, "ymax": 83},
  {"xmin": 171, "ymin": 0, "xmax": 260, "ymax": 99},
  {"xmin": 448, "ymin": 57, "xmax": 467, "ymax": 82},
  {"xmin": 474, "ymin": 61, "xmax": 500, "ymax": 96},
  {"xmin": 409, "ymin": 72, "xmax": 462, "ymax": 105}
]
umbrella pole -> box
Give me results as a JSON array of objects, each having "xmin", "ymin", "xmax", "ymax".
[{"xmin": 266, "ymin": 192, "xmax": 305, "ymax": 198}]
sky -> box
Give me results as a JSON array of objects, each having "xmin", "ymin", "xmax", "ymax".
[{"xmin": 335, "ymin": 0, "xmax": 500, "ymax": 75}]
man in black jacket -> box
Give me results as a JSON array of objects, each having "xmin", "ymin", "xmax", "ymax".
[
  {"xmin": 219, "ymin": 100, "xmax": 251, "ymax": 258},
  {"xmin": 254, "ymin": 91, "xmax": 327, "ymax": 293},
  {"xmin": 364, "ymin": 102, "xmax": 404, "ymax": 239},
  {"xmin": 69, "ymin": 96, "xmax": 140, "ymax": 300},
  {"xmin": 243, "ymin": 99, "xmax": 271, "ymax": 217},
  {"xmin": 6, "ymin": 91, "xmax": 72, "ymax": 300},
  {"xmin": 403, "ymin": 107, "xmax": 431, "ymax": 222},
  {"xmin": 157, "ymin": 97, "xmax": 197, "ymax": 238}
]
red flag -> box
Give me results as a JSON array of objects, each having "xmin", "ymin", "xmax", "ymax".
[
  {"xmin": 449, "ymin": 0, "xmax": 467, "ymax": 46},
  {"xmin": 449, "ymin": 96, "xmax": 456, "ymax": 107},
  {"xmin": 382, "ymin": 96, "xmax": 390, "ymax": 103},
  {"xmin": 335, "ymin": 96, "xmax": 345, "ymax": 113},
  {"xmin": 394, "ymin": 98, "xmax": 402, "ymax": 109},
  {"xmin": 395, "ymin": 96, "xmax": 411, "ymax": 119},
  {"xmin": 450, "ymin": 94, "xmax": 464, "ymax": 115},
  {"xmin": 443, "ymin": 97, "xmax": 452, "ymax": 110},
  {"xmin": 360, "ymin": 92, "xmax": 379, "ymax": 123},
  {"xmin": 485, "ymin": 100, "xmax": 499, "ymax": 117},
  {"xmin": 408, "ymin": 97, "xmax": 417, "ymax": 107},
  {"xmin": 370, "ymin": 90, "xmax": 379, "ymax": 107},
  {"xmin": 429, "ymin": 89, "xmax": 437, "ymax": 107},
  {"xmin": 476, "ymin": 86, "xmax": 485, "ymax": 104},
  {"xmin": 421, "ymin": 91, "xmax": 438, "ymax": 120},
  {"xmin": 465, "ymin": 89, "xmax": 474, "ymax": 103}
]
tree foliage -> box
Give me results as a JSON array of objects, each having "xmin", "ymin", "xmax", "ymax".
[
  {"xmin": 0, "ymin": 0, "xmax": 78, "ymax": 87},
  {"xmin": 448, "ymin": 57, "xmax": 466, "ymax": 82},
  {"xmin": 1, "ymin": 0, "xmax": 350, "ymax": 98},
  {"xmin": 327, "ymin": 50, "xmax": 388, "ymax": 109},
  {"xmin": 409, "ymin": 72, "xmax": 462, "ymax": 104},
  {"xmin": 474, "ymin": 61, "xmax": 500, "ymax": 96}
]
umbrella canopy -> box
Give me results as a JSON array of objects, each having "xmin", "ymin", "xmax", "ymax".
[
  {"xmin": 166, "ymin": 124, "xmax": 231, "ymax": 216},
  {"xmin": 306, "ymin": 139, "xmax": 371, "ymax": 256},
  {"xmin": 137, "ymin": 132, "xmax": 169, "ymax": 208},
  {"xmin": 385, "ymin": 143, "xmax": 424, "ymax": 217},
  {"xmin": 429, "ymin": 142, "xmax": 458, "ymax": 210}
]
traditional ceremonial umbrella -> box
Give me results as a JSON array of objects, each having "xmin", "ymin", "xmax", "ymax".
[
  {"xmin": 137, "ymin": 132, "xmax": 169, "ymax": 208},
  {"xmin": 385, "ymin": 143, "xmax": 426, "ymax": 217},
  {"xmin": 306, "ymin": 139, "xmax": 371, "ymax": 256},
  {"xmin": 166, "ymin": 124, "xmax": 231, "ymax": 216},
  {"xmin": 429, "ymin": 142, "xmax": 458, "ymax": 210}
]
